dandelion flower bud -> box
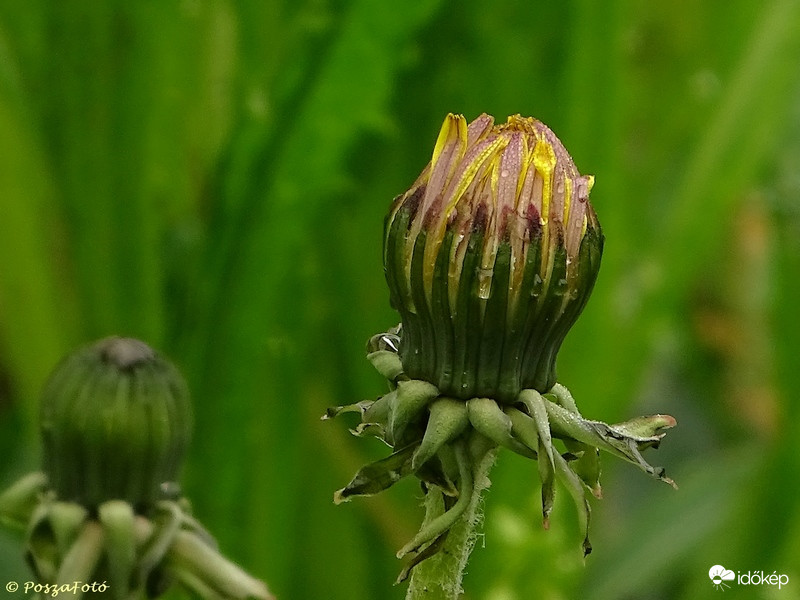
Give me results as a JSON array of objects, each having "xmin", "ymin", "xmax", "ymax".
[
  {"xmin": 385, "ymin": 113, "xmax": 603, "ymax": 402},
  {"xmin": 329, "ymin": 114, "xmax": 674, "ymax": 585},
  {"xmin": 39, "ymin": 337, "xmax": 192, "ymax": 510}
]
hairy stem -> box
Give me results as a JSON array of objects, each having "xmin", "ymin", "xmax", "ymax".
[{"xmin": 405, "ymin": 447, "xmax": 497, "ymax": 600}]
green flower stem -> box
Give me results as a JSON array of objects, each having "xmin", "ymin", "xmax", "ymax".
[{"xmin": 405, "ymin": 445, "xmax": 497, "ymax": 600}]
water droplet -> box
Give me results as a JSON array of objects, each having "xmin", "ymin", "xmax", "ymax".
[
  {"xmin": 530, "ymin": 273, "xmax": 543, "ymax": 298},
  {"xmin": 478, "ymin": 268, "xmax": 493, "ymax": 299},
  {"xmin": 160, "ymin": 481, "xmax": 181, "ymax": 500},
  {"xmin": 552, "ymin": 278, "xmax": 568, "ymax": 297},
  {"xmin": 500, "ymin": 169, "xmax": 510, "ymax": 178},
  {"xmin": 367, "ymin": 332, "xmax": 401, "ymax": 353}
]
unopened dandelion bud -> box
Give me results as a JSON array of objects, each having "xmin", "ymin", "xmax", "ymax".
[
  {"xmin": 385, "ymin": 114, "xmax": 603, "ymax": 403},
  {"xmin": 328, "ymin": 113, "xmax": 675, "ymax": 587},
  {"xmin": 40, "ymin": 337, "xmax": 192, "ymax": 510},
  {"xmin": 0, "ymin": 338, "xmax": 273, "ymax": 600}
]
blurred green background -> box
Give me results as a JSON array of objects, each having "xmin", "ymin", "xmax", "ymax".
[{"xmin": 1, "ymin": 1, "xmax": 800, "ymax": 598}]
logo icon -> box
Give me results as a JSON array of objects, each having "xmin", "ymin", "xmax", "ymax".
[{"xmin": 709, "ymin": 565, "xmax": 736, "ymax": 591}]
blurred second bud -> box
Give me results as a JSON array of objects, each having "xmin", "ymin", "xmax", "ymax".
[{"xmin": 39, "ymin": 336, "xmax": 192, "ymax": 511}]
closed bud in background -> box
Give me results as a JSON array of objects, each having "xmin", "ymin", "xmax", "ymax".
[
  {"xmin": 385, "ymin": 113, "xmax": 603, "ymax": 402},
  {"xmin": 39, "ymin": 337, "xmax": 192, "ymax": 511}
]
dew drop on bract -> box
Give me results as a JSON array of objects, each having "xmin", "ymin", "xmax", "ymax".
[
  {"xmin": 531, "ymin": 273, "xmax": 543, "ymax": 298},
  {"xmin": 478, "ymin": 268, "xmax": 493, "ymax": 300},
  {"xmin": 552, "ymin": 278, "xmax": 568, "ymax": 296}
]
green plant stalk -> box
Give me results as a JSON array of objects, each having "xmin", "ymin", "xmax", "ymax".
[{"xmin": 406, "ymin": 448, "xmax": 497, "ymax": 600}]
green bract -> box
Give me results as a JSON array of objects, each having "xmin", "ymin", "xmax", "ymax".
[
  {"xmin": 385, "ymin": 113, "xmax": 603, "ymax": 402},
  {"xmin": 40, "ymin": 337, "xmax": 192, "ymax": 510}
]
